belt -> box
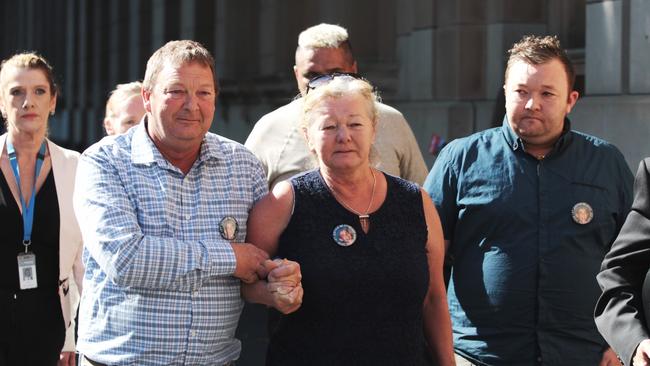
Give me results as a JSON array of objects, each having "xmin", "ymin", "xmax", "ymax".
[{"xmin": 83, "ymin": 355, "xmax": 234, "ymax": 366}]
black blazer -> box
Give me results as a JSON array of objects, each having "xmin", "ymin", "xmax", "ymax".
[{"xmin": 596, "ymin": 158, "xmax": 650, "ymax": 365}]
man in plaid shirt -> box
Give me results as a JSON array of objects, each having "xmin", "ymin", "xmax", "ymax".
[{"xmin": 74, "ymin": 40, "xmax": 302, "ymax": 366}]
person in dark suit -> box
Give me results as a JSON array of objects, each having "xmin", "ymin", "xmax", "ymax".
[{"xmin": 596, "ymin": 157, "xmax": 650, "ymax": 366}]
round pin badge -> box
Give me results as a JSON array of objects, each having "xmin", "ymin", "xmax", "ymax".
[
  {"xmin": 572, "ymin": 202, "xmax": 594, "ymax": 225},
  {"xmin": 219, "ymin": 216, "xmax": 239, "ymax": 240},
  {"xmin": 333, "ymin": 224, "xmax": 357, "ymax": 247}
]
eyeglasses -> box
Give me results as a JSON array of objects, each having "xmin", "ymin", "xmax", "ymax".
[{"xmin": 305, "ymin": 72, "xmax": 365, "ymax": 94}]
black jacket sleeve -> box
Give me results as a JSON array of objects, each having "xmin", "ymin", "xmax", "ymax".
[{"xmin": 596, "ymin": 158, "xmax": 650, "ymax": 365}]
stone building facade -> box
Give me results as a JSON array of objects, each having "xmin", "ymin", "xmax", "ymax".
[{"xmin": 2, "ymin": 0, "xmax": 647, "ymax": 168}]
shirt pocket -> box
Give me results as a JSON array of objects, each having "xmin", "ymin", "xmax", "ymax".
[{"xmin": 565, "ymin": 181, "xmax": 617, "ymax": 251}]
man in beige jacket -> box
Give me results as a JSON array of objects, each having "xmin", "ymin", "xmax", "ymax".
[{"xmin": 245, "ymin": 23, "xmax": 428, "ymax": 189}]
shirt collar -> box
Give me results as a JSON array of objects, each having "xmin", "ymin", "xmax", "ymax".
[
  {"xmin": 131, "ymin": 119, "xmax": 158, "ymax": 165},
  {"xmin": 500, "ymin": 116, "xmax": 573, "ymax": 156},
  {"xmin": 131, "ymin": 116, "xmax": 223, "ymax": 168},
  {"xmin": 500, "ymin": 116, "xmax": 523, "ymax": 151}
]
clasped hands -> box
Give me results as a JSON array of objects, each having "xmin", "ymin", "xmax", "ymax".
[
  {"xmin": 232, "ymin": 243, "xmax": 303, "ymax": 314},
  {"xmin": 260, "ymin": 258, "xmax": 303, "ymax": 314}
]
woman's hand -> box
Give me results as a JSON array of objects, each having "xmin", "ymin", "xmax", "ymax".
[{"xmin": 265, "ymin": 259, "xmax": 303, "ymax": 314}]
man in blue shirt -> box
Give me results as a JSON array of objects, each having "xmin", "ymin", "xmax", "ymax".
[
  {"xmin": 424, "ymin": 35, "xmax": 633, "ymax": 365},
  {"xmin": 74, "ymin": 40, "xmax": 303, "ymax": 366}
]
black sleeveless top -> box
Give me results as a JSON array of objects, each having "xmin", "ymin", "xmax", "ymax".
[
  {"xmin": 267, "ymin": 170, "xmax": 429, "ymax": 366},
  {"xmin": 0, "ymin": 169, "xmax": 65, "ymax": 364},
  {"xmin": 0, "ymin": 170, "xmax": 60, "ymax": 291}
]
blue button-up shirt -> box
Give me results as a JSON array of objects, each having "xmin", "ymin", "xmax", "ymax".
[
  {"xmin": 424, "ymin": 119, "xmax": 633, "ymax": 366},
  {"xmin": 74, "ymin": 122, "xmax": 267, "ymax": 365}
]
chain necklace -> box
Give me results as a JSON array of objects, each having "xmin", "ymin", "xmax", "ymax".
[{"xmin": 327, "ymin": 168, "xmax": 376, "ymax": 234}]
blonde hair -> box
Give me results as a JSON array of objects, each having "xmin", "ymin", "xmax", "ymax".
[
  {"xmin": 301, "ymin": 76, "xmax": 379, "ymax": 163},
  {"xmin": 296, "ymin": 24, "xmax": 354, "ymax": 65},
  {"xmin": 143, "ymin": 40, "xmax": 217, "ymax": 94},
  {"xmin": 105, "ymin": 81, "xmax": 142, "ymax": 120},
  {"xmin": 298, "ymin": 23, "xmax": 349, "ymax": 49},
  {"xmin": 301, "ymin": 76, "xmax": 378, "ymax": 131},
  {"xmin": 0, "ymin": 52, "xmax": 58, "ymax": 96}
]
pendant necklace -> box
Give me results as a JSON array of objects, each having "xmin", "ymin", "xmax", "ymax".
[{"xmin": 327, "ymin": 168, "xmax": 376, "ymax": 234}]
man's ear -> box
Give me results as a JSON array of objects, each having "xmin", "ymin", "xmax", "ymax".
[
  {"xmin": 566, "ymin": 90, "xmax": 579, "ymax": 114},
  {"xmin": 142, "ymin": 88, "xmax": 152, "ymax": 113},
  {"xmin": 293, "ymin": 65, "xmax": 306, "ymax": 96}
]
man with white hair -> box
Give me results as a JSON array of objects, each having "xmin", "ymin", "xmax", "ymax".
[
  {"xmin": 103, "ymin": 81, "xmax": 145, "ymax": 135},
  {"xmin": 245, "ymin": 23, "xmax": 428, "ymax": 188}
]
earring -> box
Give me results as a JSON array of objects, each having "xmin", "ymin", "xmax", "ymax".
[{"xmin": 50, "ymin": 110, "xmax": 55, "ymax": 116}]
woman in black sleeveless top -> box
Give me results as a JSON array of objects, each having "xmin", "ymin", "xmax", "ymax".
[
  {"xmin": 0, "ymin": 52, "xmax": 83, "ymax": 366},
  {"xmin": 247, "ymin": 74, "xmax": 454, "ymax": 365}
]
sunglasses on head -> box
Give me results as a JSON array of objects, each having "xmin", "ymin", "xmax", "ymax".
[{"xmin": 305, "ymin": 72, "xmax": 367, "ymax": 94}]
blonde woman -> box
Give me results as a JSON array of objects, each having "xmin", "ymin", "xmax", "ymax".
[
  {"xmin": 0, "ymin": 52, "xmax": 83, "ymax": 365},
  {"xmin": 248, "ymin": 74, "xmax": 454, "ymax": 365}
]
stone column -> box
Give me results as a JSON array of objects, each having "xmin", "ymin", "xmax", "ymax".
[
  {"xmin": 629, "ymin": 0, "xmax": 650, "ymax": 93},
  {"xmin": 180, "ymin": 0, "xmax": 196, "ymax": 40},
  {"xmin": 396, "ymin": 0, "xmax": 435, "ymax": 101},
  {"xmin": 585, "ymin": 0, "xmax": 624, "ymax": 94}
]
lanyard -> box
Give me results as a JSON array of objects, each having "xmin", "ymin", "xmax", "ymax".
[{"xmin": 6, "ymin": 140, "xmax": 46, "ymax": 251}]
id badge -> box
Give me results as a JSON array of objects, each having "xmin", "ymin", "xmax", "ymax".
[{"xmin": 17, "ymin": 252, "xmax": 37, "ymax": 289}]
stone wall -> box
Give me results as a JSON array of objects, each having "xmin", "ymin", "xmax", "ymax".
[{"xmin": 2, "ymin": 0, "xmax": 647, "ymax": 170}]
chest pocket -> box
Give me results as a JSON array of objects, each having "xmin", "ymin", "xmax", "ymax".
[{"xmin": 565, "ymin": 180, "xmax": 617, "ymax": 249}]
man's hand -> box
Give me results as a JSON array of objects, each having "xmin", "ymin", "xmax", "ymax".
[
  {"xmin": 599, "ymin": 347, "xmax": 622, "ymax": 366},
  {"xmin": 264, "ymin": 259, "xmax": 303, "ymax": 314},
  {"xmin": 231, "ymin": 243, "xmax": 269, "ymax": 283},
  {"xmin": 58, "ymin": 352, "xmax": 76, "ymax": 366},
  {"xmin": 633, "ymin": 339, "xmax": 650, "ymax": 366}
]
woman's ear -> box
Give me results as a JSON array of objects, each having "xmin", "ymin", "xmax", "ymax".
[
  {"xmin": 49, "ymin": 92, "xmax": 57, "ymax": 115},
  {"xmin": 302, "ymin": 126, "xmax": 315, "ymax": 153}
]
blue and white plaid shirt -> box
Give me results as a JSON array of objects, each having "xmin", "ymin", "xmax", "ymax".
[{"xmin": 74, "ymin": 122, "xmax": 267, "ymax": 365}]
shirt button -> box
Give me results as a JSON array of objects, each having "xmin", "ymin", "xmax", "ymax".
[
  {"xmin": 185, "ymin": 214, "xmax": 191, "ymax": 220},
  {"xmin": 190, "ymin": 330, "xmax": 196, "ymax": 337}
]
